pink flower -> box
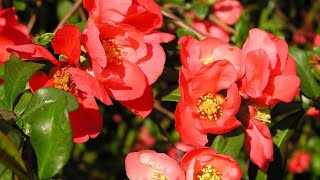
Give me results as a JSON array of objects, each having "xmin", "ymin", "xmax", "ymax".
[
  {"xmin": 288, "ymin": 151, "xmax": 312, "ymax": 174},
  {"xmin": 213, "ymin": 0, "xmax": 243, "ymax": 25},
  {"xmin": 239, "ymin": 28, "xmax": 300, "ymax": 105},
  {"xmin": 181, "ymin": 147, "xmax": 242, "ymax": 180},
  {"xmin": 0, "ymin": 7, "xmax": 31, "ymax": 64},
  {"xmin": 168, "ymin": 143, "xmax": 193, "ymax": 162},
  {"xmin": 192, "ymin": 20, "xmax": 230, "ymax": 42},
  {"xmin": 125, "ymin": 150, "xmax": 185, "ymax": 180}
]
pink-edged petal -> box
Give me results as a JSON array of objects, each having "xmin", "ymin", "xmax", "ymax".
[
  {"xmin": 192, "ymin": 21, "xmax": 230, "ymax": 42},
  {"xmin": 136, "ymin": 43, "xmax": 165, "ymax": 85},
  {"xmin": 67, "ymin": 67, "xmax": 112, "ymax": 105},
  {"xmin": 213, "ymin": 0, "xmax": 243, "ymax": 25},
  {"xmin": 82, "ymin": 22, "xmax": 107, "ymax": 71},
  {"xmin": 240, "ymin": 49, "xmax": 270, "ymax": 98},
  {"xmin": 69, "ymin": 95, "xmax": 103, "ymax": 143},
  {"xmin": 52, "ymin": 25, "xmax": 81, "ymax": 66},
  {"xmin": 101, "ymin": 60, "xmax": 148, "ymax": 101},
  {"xmin": 191, "ymin": 60, "xmax": 238, "ymax": 97},
  {"xmin": 144, "ymin": 31, "xmax": 175, "ymax": 44},
  {"xmin": 242, "ymin": 28, "xmax": 278, "ymax": 70},
  {"xmin": 175, "ymin": 102, "xmax": 208, "ymax": 146},
  {"xmin": 6, "ymin": 44, "xmax": 59, "ymax": 65},
  {"xmin": 244, "ymin": 118, "xmax": 274, "ymax": 172},
  {"xmin": 120, "ymin": 85, "xmax": 154, "ymax": 118},
  {"xmin": 268, "ymin": 34, "xmax": 288, "ymax": 75}
]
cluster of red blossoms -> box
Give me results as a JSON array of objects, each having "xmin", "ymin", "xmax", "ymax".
[{"xmin": 4, "ymin": 0, "xmax": 174, "ymax": 143}]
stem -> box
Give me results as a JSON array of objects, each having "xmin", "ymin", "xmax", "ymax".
[
  {"xmin": 54, "ymin": 0, "xmax": 83, "ymax": 33},
  {"xmin": 209, "ymin": 15, "xmax": 237, "ymax": 34},
  {"xmin": 27, "ymin": 0, "xmax": 42, "ymax": 33},
  {"xmin": 153, "ymin": 100, "xmax": 175, "ymax": 120},
  {"xmin": 161, "ymin": 7, "xmax": 207, "ymax": 40}
]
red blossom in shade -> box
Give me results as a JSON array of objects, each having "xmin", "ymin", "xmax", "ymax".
[
  {"xmin": 132, "ymin": 126, "xmax": 156, "ymax": 151},
  {"xmin": 168, "ymin": 142, "xmax": 193, "ymax": 163},
  {"xmin": 313, "ymin": 34, "xmax": 320, "ymax": 46},
  {"xmin": 239, "ymin": 28, "xmax": 300, "ymax": 105},
  {"xmin": 180, "ymin": 147, "xmax": 242, "ymax": 180},
  {"xmin": 288, "ymin": 151, "xmax": 312, "ymax": 174},
  {"xmin": 243, "ymin": 106, "xmax": 274, "ymax": 172},
  {"xmin": 0, "ymin": 7, "xmax": 31, "ymax": 64},
  {"xmin": 306, "ymin": 107, "xmax": 320, "ymax": 119},
  {"xmin": 213, "ymin": 0, "xmax": 243, "ymax": 25},
  {"xmin": 7, "ymin": 25, "xmax": 112, "ymax": 143},
  {"xmin": 176, "ymin": 60, "xmax": 241, "ymax": 146},
  {"xmin": 125, "ymin": 150, "xmax": 185, "ymax": 180},
  {"xmin": 192, "ymin": 20, "xmax": 230, "ymax": 42}
]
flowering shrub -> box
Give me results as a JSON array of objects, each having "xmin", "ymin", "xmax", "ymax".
[{"xmin": 0, "ymin": 0, "xmax": 319, "ymax": 180}]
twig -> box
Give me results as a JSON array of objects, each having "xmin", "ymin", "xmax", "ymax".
[
  {"xmin": 209, "ymin": 15, "xmax": 238, "ymax": 34},
  {"xmin": 73, "ymin": 0, "xmax": 86, "ymax": 21},
  {"xmin": 54, "ymin": 0, "xmax": 83, "ymax": 33},
  {"xmin": 161, "ymin": 7, "xmax": 206, "ymax": 40},
  {"xmin": 153, "ymin": 100, "xmax": 175, "ymax": 120},
  {"xmin": 27, "ymin": 0, "xmax": 42, "ymax": 33}
]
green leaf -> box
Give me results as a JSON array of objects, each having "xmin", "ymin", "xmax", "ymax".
[
  {"xmin": 28, "ymin": 98, "xmax": 73, "ymax": 179},
  {"xmin": 161, "ymin": 88, "xmax": 181, "ymax": 102},
  {"xmin": 57, "ymin": 0, "xmax": 80, "ymax": 24},
  {"xmin": 313, "ymin": 46, "xmax": 320, "ymax": 58},
  {"xmin": 21, "ymin": 87, "xmax": 78, "ymax": 122},
  {"xmin": 32, "ymin": 33, "xmax": 55, "ymax": 46},
  {"xmin": 75, "ymin": 21, "xmax": 86, "ymax": 33},
  {"xmin": 191, "ymin": 1, "xmax": 209, "ymax": 19},
  {"xmin": 0, "ymin": 168, "xmax": 13, "ymax": 180},
  {"xmin": 231, "ymin": 12, "xmax": 250, "ymax": 47},
  {"xmin": 164, "ymin": 0, "xmax": 185, "ymax": 5},
  {"xmin": 14, "ymin": 91, "xmax": 32, "ymax": 116},
  {"xmin": 0, "ymin": 65, "xmax": 3, "ymax": 78},
  {"xmin": 289, "ymin": 48, "xmax": 320, "ymax": 98},
  {"xmin": 4, "ymin": 56, "xmax": 44, "ymax": 110},
  {"xmin": 176, "ymin": 28, "xmax": 199, "ymax": 40},
  {"xmin": 13, "ymin": 0, "xmax": 26, "ymax": 11},
  {"xmin": 211, "ymin": 127, "xmax": 245, "ymax": 158},
  {"xmin": 0, "ymin": 131, "xmax": 31, "ymax": 180}
]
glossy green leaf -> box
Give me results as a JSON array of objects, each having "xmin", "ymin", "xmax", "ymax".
[
  {"xmin": 32, "ymin": 33, "xmax": 55, "ymax": 46},
  {"xmin": 28, "ymin": 98, "xmax": 73, "ymax": 179},
  {"xmin": 211, "ymin": 127, "xmax": 245, "ymax": 158},
  {"xmin": 4, "ymin": 56, "xmax": 44, "ymax": 110},
  {"xmin": 313, "ymin": 46, "xmax": 320, "ymax": 58},
  {"xmin": 176, "ymin": 28, "xmax": 199, "ymax": 40},
  {"xmin": 21, "ymin": 87, "xmax": 78, "ymax": 122},
  {"xmin": 14, "ymin": 91, "xmax": 32, "ymax": 116},
  {"xmin": 0, "ymin": 130, "xmax": 31, "ymax": 180},
  {"xmin": 289, "ymin": 48, "xmax": 320, "ymax": 98},
  {"xmin": 161, "ymin": 88, "xmax": 181, "ymax": 102}
]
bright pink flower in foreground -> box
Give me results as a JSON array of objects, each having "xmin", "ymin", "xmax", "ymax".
[
  {"xmin": 7, "ymin": 25, "xmax": 112, "ymax": 143},
  {"xmin": 0, "ymin": 7, "xmax": 31, "ymax": 64},
  {"xmin": 213, "ymin": 0, "xmax": 243, "ymax": 25},
  {"xmin": 125, "ymin": 150, "xmax": 185, "ymax": 180},
  {"xmin": 192, "ymin": 20, "xmax": 230, "ymax": 42},
  {"xmin": 288, "ymin": 151, "xmax": 312, "ymax": 174},
  {"xmin": 176, "ymin": 60, "xmax": 241, "ymax": 146},
  {"xmin": 240, "ymin": 28, "xmax": 300, "ymax": 105},
  {"xmin": 82, "ymin": 0, "xmax": 174, "ymax": 118},
  {"xmin": 181, "ymin": 147, "xmax": 242, "ymax": 180}
]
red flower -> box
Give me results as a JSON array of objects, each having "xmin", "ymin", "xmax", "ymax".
[
  {"xmin": 125, "ymin": 150, "xmax": 185, "ymax": 180},
  {"xmin": 288, "ymin": 151, "xmax": 312, "ymax": 174},
  {"xmin": 243, "ymin": 106, "xmax": 274, "ymax": 172},
  {"xmin": 313, "ymin": 34, "xmax": 320, "ymax": 46},
  {"xmin": 213, "ymin": 0, "xmax": 243, "ymax": 25},
  {"xmin": 180, "ymin": 147, "xmax": 242, "ymax": 180},
  {"xmin": 192, "ymin": 20, "xmax": 230, "ymax": 42},
  {"xmin": 7, "ymin": 25, "xmax": 112, "ymax": 143},
  {"xmin": 0, "ymin": 7, "xmax": 31, "ymax": 64},
  {"xmin": 132, "ymin": 126, "xmax": 156, "ymax": 151},
  {"xmin": 168, "ymin": 142, "xmax": 193, "ymax": 163},
  {"xmin": 179, "ymin": 36, "xmax": 245, "ymax": 81},
  {"xmin": 176, "ymin": 60, "xmax": 241, "ymax": 146},
  {"xmin": 240, "ymin": 28, "xmax": 300, "ymax": 105}
]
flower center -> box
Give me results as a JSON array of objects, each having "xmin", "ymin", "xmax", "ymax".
[
  {"xmin": 197, "ymin": 93, "xmax": 225, "ymax": 121},
  {"xmin": 151, "ymin": 169, "xmax": 167, "ymax": 180},
  {"xmin": 102, "ymin": 39, "xmax": 125, "ymax": 65},
  {"xmin": 53, "ymin": 68, "xmax": 79, "ymax": 96},
  {"xmin": 254, "ymin": 109, "xmax": 271, "ymax": 123},
  {"xmin": 197, "ymin": 165, "xmax": 221, "ymax": 180},
  {"xmin": 200, "ymin": 57, "xmax": 214, "ymax": 65}
]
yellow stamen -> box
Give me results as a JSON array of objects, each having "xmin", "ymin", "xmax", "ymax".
[
  {"xmin": 53, "ymin": 68, "xmax": 79, "ymax": 95},
  {"xmin": 197, "ymin": 93, "xmax": 225, "ymax": 121},
  {"xmin": 254, "ymin": 109, "xmax": 271, "ymax": 123},
  {"xmin": 151, "ymin": 169, "xmax": 167, "ymax": 180},
  {"xmin": 197, "ymin": 165, "xmax": 221, "ymax": 180},
  {"xmin": 102, "ymin": 39, "xmax": 126, "ymax": 65},
  {"xmin": 200, "ymin": 57, "xmax": 214, "ymax": 65}
]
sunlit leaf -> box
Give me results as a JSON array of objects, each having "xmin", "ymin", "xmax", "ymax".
[
  {"xmin": 161, "ymin": 88, "xmax": 181, "ymax": 102},
  {"xmin": 14, "ymin": 91, "xmax": 32, "ymax": 116},
  {"xmin": 32, "ymin": 33, "xmax": 55, "ymax": 46}
]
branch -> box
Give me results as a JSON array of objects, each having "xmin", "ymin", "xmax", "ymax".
[
  {"xmin": 209, "ymin": 15, "xmax": 237, "ymax": 35},
  {"xmin": 54, "ymin": 0, "xmax": 83, "ymax": 33},
  {"xmin": 153, "ymin": 100, "xmax": 175, "ymax": 120}
]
